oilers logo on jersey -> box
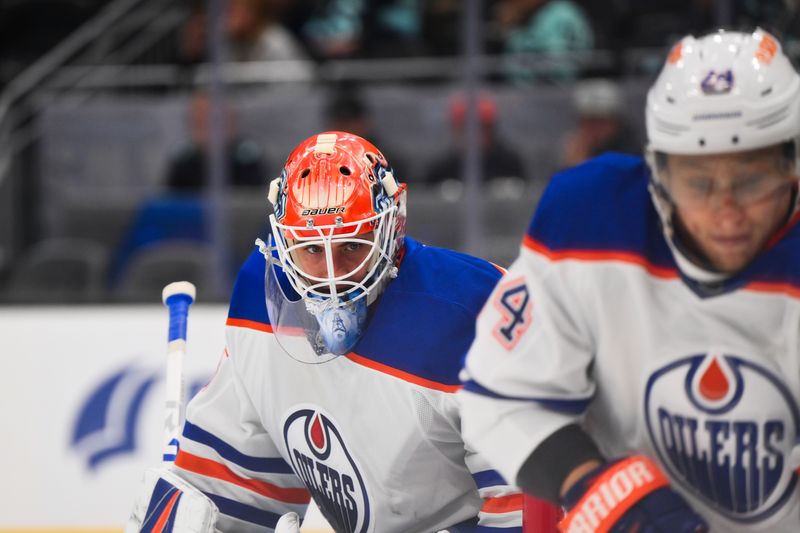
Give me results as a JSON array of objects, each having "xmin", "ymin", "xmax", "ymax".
[
  {"xmin": 283, "ymin": 407, "xmax": 371, "ymax": 533},
  {"xmin": 645, "ymin": 353, "xmax": 800, "ymax": 523}
]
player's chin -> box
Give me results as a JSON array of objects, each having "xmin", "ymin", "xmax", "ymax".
[{"xmin": 707, "ymin": 244, "xmax": 756, "ymax": 273}]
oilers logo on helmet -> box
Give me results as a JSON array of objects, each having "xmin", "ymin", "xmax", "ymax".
[
  {"xmin": 700, "ymin": 70, "xmax": 733, "ymax": 95},
  {"xmin": 272, "ymin": 169, "xmax": 289, "ymax": 221},
  {"xmin": 283, "ymin": 407, "xmax": 371, "ymax": 533},
  {"xmin": 644, "ymin": 354, "xmax": 800, "ymax": 523},
  {"xmin": 370, "ymin": 161, "xmax": 397, "ymax": 214}
]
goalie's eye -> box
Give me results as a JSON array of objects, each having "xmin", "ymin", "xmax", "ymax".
[{"xmin": 343, "ymin": 241, "xmax": 364, "ymax": 253}]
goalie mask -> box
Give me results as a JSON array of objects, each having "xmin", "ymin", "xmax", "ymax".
[{"xmin": 259, "ymin": 131, "xmax": 406, "ymax": 362}]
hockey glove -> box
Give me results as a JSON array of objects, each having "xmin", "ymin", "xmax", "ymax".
[
  {"xmin": 559, "ymin": 455, "xmax": 708, "ymax": 533},
  {"xmin": 125, "ymin": 466, "xmax": 220, "ymax": 533}
]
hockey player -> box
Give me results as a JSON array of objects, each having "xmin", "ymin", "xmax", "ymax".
[
  {"xmin": 127, "ymin": 131, "xmax": 522, "ymax": 532},
  {"xmin": 458, "ymin": 29, "xmax": 800, "ymax": 533}
]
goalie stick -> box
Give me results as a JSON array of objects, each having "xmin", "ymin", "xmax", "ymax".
[{"xmin": 161, "ymin": 281, "xmax": 196, "ymax": 463}]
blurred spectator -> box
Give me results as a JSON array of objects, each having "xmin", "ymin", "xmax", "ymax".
[
  {"xmin": 559, "ymin": 78, "xmax": 640, "ymax": 168},
  {"xmin": 612, "ymin": 0, "xmax": 708, "ymax": 52},
  {"xmin": 179, "ymin": 0, "xmax": 311, "ymax": 63},
  {"xmin": 0, "ymin": 0, "xmax": 110, "ymax": 87},
  {"xmin": 303, "ymin": 0, "xmax": 425, "ymax": 59},
  {"xmin": 424, "ymin": 94, "xmax": 526, "ymax": 190},
  {"xmin": 421, "ymin": 0, "xmax": 462, "ymax": 56},
  {"xmin": 165, "ymin": 92, "xmax": 267, "ymax": 191},
  {"xmin": 324, "ymin": 83, "xmax": 408, "ymax": 180},
  {"xmin": 325, "ymin": 83, "xmax": 374, "ymax": 138},
  {"xmin": 609, "ymin": 0, "xmax": 799, "ymax": 53},
  {"xmin": 492, "ymin": 0, "xmax": 594, "ymax": 82}
]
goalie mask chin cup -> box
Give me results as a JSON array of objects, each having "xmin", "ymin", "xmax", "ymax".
[{"xmin": 307, "ymin": 296, "xmax": 368, "ymax": 356}]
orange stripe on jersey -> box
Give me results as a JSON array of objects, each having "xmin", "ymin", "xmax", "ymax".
[
  {"xmin": 481, "ymin": 494, "xmax": 523, "ymax": 514},
  {"xmin": 745, "ymin": 280, "xmax": 800, "ymax": 299},
  {"xmin": 490, "ymin": 262, "xmax": 507, "ymax": 274},
  {"xmin": 175, "ymin": 450, "xmax": 311, "ymax": 504},
  {"xmin": 226, "ymin": 317, "xmax": 309, "ymax": 336},
  {"xmin": 226, "ymin": 317, "xmax": 274, "ymax": 333},
  {"xmin": 523, "ymin": 235, "xmax": 678, "ymax": 279},
  {"xmin": 153, "ymin": 491, "xmax": 181, "ymax": 532},
  {"xmin": 345, "ymin": 352, "xmax": 462, "ymax": 393}
]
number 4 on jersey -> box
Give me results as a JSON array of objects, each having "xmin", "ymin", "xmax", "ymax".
[{"xmin": 491, "ymin": 276, "xmax": 532, "ymax": 351}]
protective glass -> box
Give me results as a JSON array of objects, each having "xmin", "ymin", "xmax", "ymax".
[{"xmin": 665, "ymin": 171, "xmax": 794, "ymax": 209}]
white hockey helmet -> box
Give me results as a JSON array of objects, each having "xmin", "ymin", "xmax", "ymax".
[
  {"xmin": 646, "ymin": 28, "xmax": 800, "ymax": 161},
  {"xmin": 645, "ymin": 29, "xmax": 800, "ymax": 282}
]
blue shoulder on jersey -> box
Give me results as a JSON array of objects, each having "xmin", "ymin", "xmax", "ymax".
[
  {"xmin": 354, "ymin": 237, "xmax": 503, "ymax": 387},
  {"xmin": 227, "ymin": 238, "xmax": 503, "ymax": 388},
  {"xmin": 528, "ymin": 152, "xmax": 675, "ymax": 268},
  {"xmin": 228, "ymin": 246, "xmax": 270, "ymax": 324},
  {"xmin": 738, "ymin": 214, "xmax": 800, "ymax": 288}
]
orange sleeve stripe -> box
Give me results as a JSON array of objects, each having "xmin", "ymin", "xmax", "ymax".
[
  {"xmin": 481, "ymin": 494, "xmax": 523, "ymax": 514},
  {"xmin": 345, "ymin": 352, "xmax": 462, "ymax": 393},
  {"xmin": 175, "ymin": 450, "xmax": 311, "ymax": 504},
  {"xmin": 523, "ymin": 235, "xmax": 679, "ymax": 280},
  {"xmin": 226, "ymin": 317, "xmax": 309, "ymax": 336},
  {"xmin": 226, "ymin": 317, "xmax": 274, "ymax": 333}
]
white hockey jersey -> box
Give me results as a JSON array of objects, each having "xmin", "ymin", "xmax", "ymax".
[
  {"xmin": 459, "ymin": 153, "xmax": 800, "ymax": 532},
  {"xmin": 172, "ymin": 237, "xmax": 522, "ymax": 532}
]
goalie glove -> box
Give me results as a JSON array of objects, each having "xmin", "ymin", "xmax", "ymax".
[
  {"xmin": 125, "ymin": 467, "xmax": 220, "ymax": 533},
  {"xmin": 559, "ymin": 455, "xmax": 708, "ymax": 533}
]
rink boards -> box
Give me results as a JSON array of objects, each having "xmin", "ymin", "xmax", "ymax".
[{"xmin": 0, "ymin": 305, "xmax": 331, "ymax": 532}]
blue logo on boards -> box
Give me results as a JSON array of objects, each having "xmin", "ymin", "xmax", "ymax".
[
  {"xmin": 645, "ymin": 354, "xmax": 799, "ymax": 523},
  {"xmin": 70, "ymin": 364, "xmax": 210, "ymax": 471},
  {"xmin": 283, "ymin": 408, "xmax": 371, "ymax": 533}
]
